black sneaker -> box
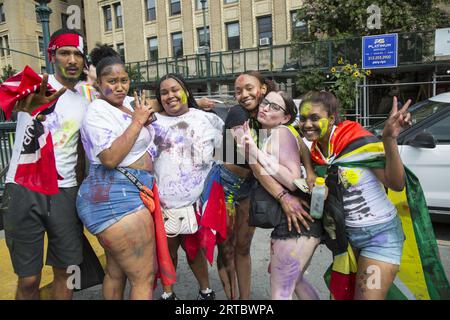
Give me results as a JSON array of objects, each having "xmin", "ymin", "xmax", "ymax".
[
  {"xmin": 159, "ymin": 292, "xmax": 178, "ymax": 300},
  {"xmin": 197, "ymin": 290, "xmax": 215, "ymax": 300}
]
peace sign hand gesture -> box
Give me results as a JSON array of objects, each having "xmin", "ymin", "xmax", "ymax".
[
  {"xmin": 382, "ymin": 96, "xmax": 413, "ymax": 140},
  {"xmin": 133, "ymin": 91, "xmax": 155, "ymax": 127},
  {"xmin": 15, "ymin": 73, "xmax": 67, "ymax": 115}
]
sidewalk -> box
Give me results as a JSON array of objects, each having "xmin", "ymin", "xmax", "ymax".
[{"xmin": 73, "ymin": 228, "xmax": 333, "ymax": 300}]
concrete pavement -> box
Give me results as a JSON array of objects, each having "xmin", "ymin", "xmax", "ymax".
[{"xmin": 2, "ymin": 226, "xmax": 450, "ymax": 300}]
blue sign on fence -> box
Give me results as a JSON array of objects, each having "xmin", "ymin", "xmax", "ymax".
[{"xmin": 362, "ymin": 33, "xmax": 398, "ymax": 69}]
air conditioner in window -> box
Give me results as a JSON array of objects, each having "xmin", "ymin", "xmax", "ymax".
[
  {"xmin": 196, "ymin": 46, "xmax": 209, "ymax": 54},
  {"xmin": 259, "ymin": 37, "xmax": 270, "ymax": 46}
]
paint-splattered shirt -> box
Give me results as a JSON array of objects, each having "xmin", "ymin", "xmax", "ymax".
[
  {"xmin": 339, "ymin": 166, "xmax": 397, "ymax": 227},
  {"xmin": 6, "ymin": 75, "xmax": 89, "ymax": 188},
  {"xmin": 149, "ymin": 108, "xmax": 224, "ymax": 209},
  {"xmin": 80, "ymin": 98, "xmax": 154, "ymax": 167}
]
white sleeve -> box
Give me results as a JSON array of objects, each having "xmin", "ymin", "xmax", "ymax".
[{"xmin": 205, "ymin": 112, "xmax": 224, "ymax": 147}]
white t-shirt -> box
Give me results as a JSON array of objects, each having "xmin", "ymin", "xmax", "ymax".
[
  {"xmin": 149, "ymin": 108, "xmax": 224, "ymax": 209},
  {"xmin": 339, "ymin": 166, "xmax": 397, "ymax": 228},
  {"xmin": 81, "ymin": 98, "xmax": 154, "ymax": 166},
  {"xmin": 6, "ymin": 75, "xmax": 89, "ymax": 188}
]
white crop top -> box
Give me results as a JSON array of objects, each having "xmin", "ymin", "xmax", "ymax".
[{"xmin": 81, "ymin": 99, "xmax": 154, "ymax": 167}]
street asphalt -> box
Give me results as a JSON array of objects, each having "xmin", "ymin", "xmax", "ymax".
[{"xmin": 1, "ymin": 226, "xmax": 449, "ymax": 300}]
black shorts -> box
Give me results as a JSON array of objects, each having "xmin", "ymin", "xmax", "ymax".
[{"xmin": 3, "ymin": 183, "xmax": 83, "ymax": 277}]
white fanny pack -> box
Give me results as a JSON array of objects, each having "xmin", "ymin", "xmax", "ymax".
[{"xmin": 163, "ymin": 204, "xmax": 199, "ymax": 237}]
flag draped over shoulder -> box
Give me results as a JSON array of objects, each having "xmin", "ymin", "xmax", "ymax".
[
  {"xmin": 0, "ymin": 66, "xmax": 60, "ymax": 195},
  {"xmin": 312, "ymin": 120, "xmax": 450, "ymax": 300},
  {"xmin": 184, "ymin": 167, "xmax": 227, "ymax": 264}
]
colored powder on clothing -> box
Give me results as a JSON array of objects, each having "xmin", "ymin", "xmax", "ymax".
[{"xmin": 341, "ymin": 169, "xmax": 362, "ymax": 186}]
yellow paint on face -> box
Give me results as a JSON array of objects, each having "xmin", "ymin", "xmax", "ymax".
[
  {"xmin": 300, "ymin": 102, "xmax": 312, "ymax": 117},
  {"xmin": 318, "ymin": 118, "xmax": 329, "ymax": 138},
  {"xmin": 180, "ymin": 90, "xmax": 188, "ymax": 105}
]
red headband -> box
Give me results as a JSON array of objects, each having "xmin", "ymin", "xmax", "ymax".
[{"xmin": 47, "ymin": 33, "xmax": 85, "ymax": 61}]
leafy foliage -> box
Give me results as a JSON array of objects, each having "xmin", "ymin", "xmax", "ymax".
[
  {"xmin": 293, "ymin": 0, "xmax": 449, "ymax": 42},
  {"xmin": 1, "ymin": 65, "xmax": 16, "ymax": 82},
  {"xmin": 292, "ymin": 0, "xmax": 449, "ymax": 111},
  {"xmin": 296, "ymin": 58, "xmax": 371, "ymax": 112}
]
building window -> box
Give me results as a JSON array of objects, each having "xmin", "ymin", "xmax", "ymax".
[
  {"xmin": 114, "ymin": 3, "xmax": 123, "ymax": 29},
  {"xmin": 103, "ymin": 6, "xmax": 112, "ymax": 31},
  {"xmin": 197, "ymin": 27, "xmax": 210, "ymax": 48},
  {"xmin": 116, "ymin": 43, "xmax": 125, "ymax": 61},
  {"xmin": 61, "ymin": 13, "xmax": 69, "ymax": 28},
  {"xmin": 171, "ymin": 32, "xmax": 183, "ymax": 58},
  {"xmin": 226, "ymin": 22, "xmax": 240, "ymax": 50},
  {"xmin": 0, "ymin": 4, "xmax": 5, "ymax": 23},
  {"xmin": 35, "ymin": 4, "xmax": 41, "ymax": 22},
  {"xmin": 145, "ymin": 0, "xmax": 156, "ymax": 21},
  {"xmin": 147, "ymin": 37, "xmax": 158, "ymax": 61},
  {"xmin": 257, "ymin": 16, "xmax": 272, "ymax": 46},
  {"xmin": 38, "ymin": 36, "xmax": 44, "ymax": 56},
  {"xmin": 170, "ymin": 0, "xmax": 181, "ymax": 16},
  {"xmin": 4, "ymin": 35, "xmax": 9, "ymax": 55},
  {"xmin": 0, "ymin": 37, "xmax": 3, "ymax": 57},
  {"xmin": 224, "ymin": 0, "xmax": 238, "ymax": 4},
  {"xmin": 291, "ymin": 11, "xmax": 307, "ymax": 37},
  {"xmin": 196, "ymin": 0, "xmax": 208, "ymax": 10}
]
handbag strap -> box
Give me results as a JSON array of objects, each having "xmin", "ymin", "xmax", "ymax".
[{"xmin": 115, "ymin": 167, "xmax": 152, "ymax": 197}]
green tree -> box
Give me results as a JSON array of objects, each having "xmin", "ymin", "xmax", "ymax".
[
  {"xmin": 1, "ymin": 65, "xmax": 16, "ymax": 82},
  {"xmin": 292, "ymin": 0, "xmax": 449, "ymax": 113},
  {"xmin": 293, "ymin": 0, "xmax": 449, "ymax": 42}
]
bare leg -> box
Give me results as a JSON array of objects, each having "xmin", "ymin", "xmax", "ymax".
[
  {"xmin": 217, "ymin": 207, "xmax": 238, "ymax": 300},
  {"xmin": 270, "ymin": 237, "xmax": 320, "ymax": 300},
  {"xmin": 16, "ymin": 274, "xmax": 41, "ymax": 300},
  {"xmin": 162, "ymin": 236, "xmax": 182, "ymax": 294},
  {"xmin": 97, "ymin": 208, "xmax": 156, "ymax": 300},
  {"xmin": 354, "ymin": 256, "xmax": 399, "ymax": 300},
  {"xmin": 234, "ymin": 198, "xmax": 255, "ymax": 300},
  {"xmin": 52, "ymin": 267, "xmax": 74, "ymax": 300},
  {"xmin": 182, "ymin": 243, "xmax": 210, "ymax": 290},
  {"xmin": 102, "ymin": 251, "xmax": 127, "ymax": 300}
]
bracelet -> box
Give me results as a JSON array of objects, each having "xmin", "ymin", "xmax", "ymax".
[{"xmin": 276, "ymin": 189, "xmax": 289, "ymax": 202}]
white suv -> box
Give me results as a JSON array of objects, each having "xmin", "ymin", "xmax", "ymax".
[{"xmin": 370, "ymin": 92, "xmax": 450, "ymax": 222}]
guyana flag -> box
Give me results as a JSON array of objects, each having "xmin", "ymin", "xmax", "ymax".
[{"xmin": 310, "ymin": 120, "xmax": 450, "ymax": 300}]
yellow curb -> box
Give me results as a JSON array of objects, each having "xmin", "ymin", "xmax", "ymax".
[{"xmin": 0, "ymin": 230, "xmax": 105, "ymax": 300}]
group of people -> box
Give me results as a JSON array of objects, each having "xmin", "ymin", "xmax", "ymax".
[{"xmin": 2, "ymin": 28, "xmax": 448, "ymax": 301}]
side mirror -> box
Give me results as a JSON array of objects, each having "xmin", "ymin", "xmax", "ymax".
[{"xmin": 405, "ymin": 131, "xmax": 436, "ymax": 149}]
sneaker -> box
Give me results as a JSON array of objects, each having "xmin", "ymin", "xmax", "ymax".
[
  {"xmin": 159, "ymin": 292, "xmax": 178, "ymax": 300},
  {"xmin": 197, "ymin": 289, "xmax": 216, "ymax": 300}
]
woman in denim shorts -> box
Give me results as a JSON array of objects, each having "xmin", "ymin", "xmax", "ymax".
[
  {"xmin": 299, "ymin": 91, "xmax": 409, "ymax": 299},
  {"xmin": 202, "ymin": 71, "xmax": 316, "ymax": 300},
  {"xmin": 76, "ymin": 46, "xmax": 157, "ymax": 300}
]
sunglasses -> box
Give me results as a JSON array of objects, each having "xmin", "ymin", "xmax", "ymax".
[{"xmin": 260, "ymin": 98, "xmax": 287, "ymax": 113}]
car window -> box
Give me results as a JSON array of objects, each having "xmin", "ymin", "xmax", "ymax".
[
  {"xmin": 369, "ymin": 100, "xmax": 450, "ymax": 138},
  {"xmin": 424, "ymin": 114, "xmax": 450, "ymax": 144}
]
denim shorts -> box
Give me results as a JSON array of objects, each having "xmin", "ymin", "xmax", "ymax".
[
  {"xmin": 76, "ymin": 165, "xmax": 154, "ymax": 235},
  {"xmin": 202, "ymin": 163, "xmax": 253, "ymax": 206},
  {"xmin": 346, "ymin": 215, "xmax": 405, "ymax": 265}
]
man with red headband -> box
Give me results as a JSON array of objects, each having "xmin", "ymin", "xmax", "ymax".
[{"xmin": 3, "ymin": 28, "xmax": 90, "ymax": 300}]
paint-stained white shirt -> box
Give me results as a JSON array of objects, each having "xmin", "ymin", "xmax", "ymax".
[{"xmin": 149, "ymin": 109, "xmax": 224, "ymax": 209}]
